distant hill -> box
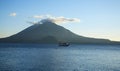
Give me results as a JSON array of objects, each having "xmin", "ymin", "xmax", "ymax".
[{"xmin": 0, "ymin": 21, "xmax": 119, "ymax": 44}]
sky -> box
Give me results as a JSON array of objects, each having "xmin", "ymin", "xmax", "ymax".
[{"xmin": 0, "ymin": 0, "xmax": 120, "ymax": 41}]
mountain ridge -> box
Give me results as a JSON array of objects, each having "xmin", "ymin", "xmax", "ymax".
[{"xmin": 0, "ymin": 21, "xmax": 119, "ymax": 44}]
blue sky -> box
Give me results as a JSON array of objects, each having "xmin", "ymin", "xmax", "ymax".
[{"xmin": 0, "ymin": 0, "xmax": 120, "ymax": 41}]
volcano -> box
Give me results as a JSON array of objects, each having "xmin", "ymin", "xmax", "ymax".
[{"xmin": 0, "ymin": 21, "xmax": 117, "ymax": 44}]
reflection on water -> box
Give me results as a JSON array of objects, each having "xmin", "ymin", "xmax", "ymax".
[{"xmin": 0, "ymin": 44, "xmax": 120, "ymax": 71}]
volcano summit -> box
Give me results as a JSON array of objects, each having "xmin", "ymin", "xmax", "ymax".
[{"xmin": 0, "ymin": 20, "xmax": 118, "ymax": 44}]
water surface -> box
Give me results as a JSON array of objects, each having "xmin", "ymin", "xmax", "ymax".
[{"xmin": 0, "ymin": 43, "xmax": 120, "ymax": 71}]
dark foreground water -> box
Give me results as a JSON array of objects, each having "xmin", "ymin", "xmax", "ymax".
[{"xmin": 0, "ymin": 44, "xmax": 120, "ymax": 71}]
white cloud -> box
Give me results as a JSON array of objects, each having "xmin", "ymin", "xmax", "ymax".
[
  {"xmin": 49, "ymin": 16, "xmax": 80, "ymax": 24},
  {"xmin": 29, "ymin": 15, "xmax": 80, "ymax": 24},
  {"xmin": 26, "ymin": 21, "xmax": 38, "ymax": 24},
  {"xmin": 32, "ymin": 15, "xmax": 44, "ymax": 18},
  {"xmin": 9, "ymin": 12, "xmax": 17, "ymax": 16}
]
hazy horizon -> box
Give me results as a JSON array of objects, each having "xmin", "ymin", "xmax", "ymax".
[{"xmin": 0, "ymin": 0, "xmax": 120, "ymax": 41}]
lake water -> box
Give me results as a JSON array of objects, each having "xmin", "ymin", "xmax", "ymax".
[{"xmin": 0, "ymin": 43, "xmax": 120, "ymax": 71}]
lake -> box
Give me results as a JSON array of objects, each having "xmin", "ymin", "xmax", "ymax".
[{"xmin": 0, "ymin": 43, "xmax": 120, "ymax": 71}]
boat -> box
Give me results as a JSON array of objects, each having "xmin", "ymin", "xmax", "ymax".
[{"xmin": 58, "ymin": 42, "xmax": 70, "ymax": 46}]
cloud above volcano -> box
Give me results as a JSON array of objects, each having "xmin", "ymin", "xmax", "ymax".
[{"xmin": 28, "ymin": 15, "xmax": 80, "ymax": 24}]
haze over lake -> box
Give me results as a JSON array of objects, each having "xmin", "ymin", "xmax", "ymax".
[{"xmin": 0, "ymin": 44, "xmax": 120, "ymax": 71}]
